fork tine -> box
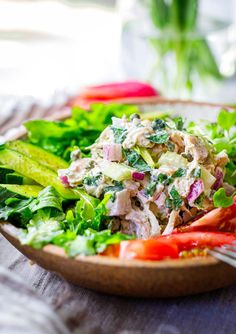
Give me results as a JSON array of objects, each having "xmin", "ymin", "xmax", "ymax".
[
  {"xmin": 208, "ymin": 249, "xmax": 236, "ymax": 268},
  {"xmin": 214, "ymin": 247, "xmax": 236, "ymax": 259},
  {"xmin": 221, "ymin": 245, "xmax": 236, "ymax": 253}
]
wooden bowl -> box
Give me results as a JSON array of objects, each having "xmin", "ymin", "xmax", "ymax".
[{"xmin": 1, "ymin": 98, "xmax": 236, "ymax": 298}]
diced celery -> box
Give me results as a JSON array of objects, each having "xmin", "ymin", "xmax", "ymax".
[
  {"xmin": 134, "ymin": 147, "xmax": 155, "ymax": 168},
  {"xmin": 158, "ymin": 152, "xmax": 188, "ymax": 168},
  {"xmin": 201, "ymin": 166, "xmax": 216, "ymax": 196},
  {"xmin": 99, "ymin": 160, "xmax": 135, "ymax": 181}
]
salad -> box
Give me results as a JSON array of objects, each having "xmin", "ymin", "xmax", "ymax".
[{"xmin": 0, "ymin": 104, "xmax": 235, "ymax": 261}]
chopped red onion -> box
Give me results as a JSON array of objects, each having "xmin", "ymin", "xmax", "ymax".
[
  {"xmin": 103, "ymin": 144, "xmax": 122, "ymax": 162},
  {"xmin": 187, "ymin": 179, "xmax": 204, "ymax": 206},
  {"xmin": 132, "ymin": 171, "xmax": 145, "ymax": 181},
  {"xmin": 213, "ymin": 167, "xmax": 223, "ymax": 190},
  {"xmin": 59, "ymin": 175, "xmax": 69, "ymax": 187}
]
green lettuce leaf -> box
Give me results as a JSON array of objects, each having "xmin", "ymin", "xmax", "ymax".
[
  {"xmin": 75, "ymin": 189, "xmax": 100, "ymax": 221},
  {"xmin": 25, "ymin": 104, "xmax": 138, "ymax": 161},
  {"xmin": 0, "ymin": 197, "xmax": 33, "ymax": 227},
  {"xmin": 0, "ymin": 186, "xmax": 63, "ymax": 227},
  {"xmin": 213, "ymin": 188, "xmax": 236, "ymax": 208},
  {"xmin": 187, "ymin": 109, "xmax": 236, "ymax": 187},
  {"xmin": 18, "ymin": 209, "xmax": 64, "ymax": 249},
  {"xmin": 29, "ymin": 186, "xmax": 63, "ymax": 212},
  {"xmin": 65, "ymin": 228, "xmax": 134, "ymax": 257}
]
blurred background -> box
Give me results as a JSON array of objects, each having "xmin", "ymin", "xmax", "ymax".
[{"xmin": 0, "ymin": 0, "xmax": 236, "ymax": 129}]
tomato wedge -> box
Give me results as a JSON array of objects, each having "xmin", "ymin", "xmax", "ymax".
[
  {"xmin": 119, "ymin": 239, "xmax": 179, "ymax": 261},
  {"xmin": 71, "ymin": 81, "xmax": 159, "ymax": 108},
  {"xmin": 103, "ymin": 232, "xmax": 236, "ymax": 261},
  {"xmin": 161, "ymin": 232, "xmax": 236, "ymax": 251},
  {"xmin": 179, "ymin": 197, "xmax": 236, "ymax": 233}
]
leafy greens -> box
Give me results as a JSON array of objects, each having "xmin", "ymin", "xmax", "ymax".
[
  {"xmin": 187, "ymin": 109, "xmax": 236, "ymax": 186},
  {"xmin": 25, "ymin": 104, "xmax": 137, "ymax": 161}
]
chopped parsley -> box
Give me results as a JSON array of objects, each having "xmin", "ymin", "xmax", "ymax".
[
  {"xmin": 166, "ymin": 186, "xmax": 183, "ymax": 209},
  {"xmin": 133, "ymin": 159, "xmax": 152, "ymax": 172},
  {"xmin": 147, "ymin": 130, "xmax": 170, "ymax": 144},
  {"xmin": 172, "ymin": 168, "xmax": 187, "ymax": 178},
  {"xmin": 124, "ymin": 149, "xmax": 139, "ymax": 165},
  {"xmin": 145, "ymin": 181, "xmax": 157, "ymax": 196},
  {"xmin": 104, "ymin": 181, "xmax": 124, "ymax": 202},
  {"xmin": 83, "ymin": 173, "xmax": 102, "ymax": 187},
  {"xmin": 145, "ymin": 173, "xmax": 173, "ymax": 196},
  {"xmin": 104, "ymin": 181, "xmax": 124, "ymax": 194},
  {"xmin": 110, "ymin": 126, "xmax": 127, "ymax": 144},
  {"xmin": 124, "ymin": 149, "xmax": 151, "ymax": 172},
  {"xmin": 191, "ymin": 167, "xmax": 201, "ymax": 178},
  {"xmin": 156, "ymin": 173, "xmax": 173, "ymax": 185}
]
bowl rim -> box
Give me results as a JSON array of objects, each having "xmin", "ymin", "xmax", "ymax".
[{"xmin": 0, "ymin": 222, "xmax": 219, "ymax": 269}]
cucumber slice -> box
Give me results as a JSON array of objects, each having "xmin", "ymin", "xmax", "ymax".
[
  {"xmin": 158, "ymin": 152, "xmax": 188, "ymax": 168},
  {"xmin": 0, "ymin": 165, "xmax": 14, "ymax": 183},
  {"xmin": 99, "ymin": 160, "xmax": 135, "ymax": 181},
  {"xmin": 0, "ymin": 165, "xmax": 14, "ymax": 174},
  {"xmin": 5, "ymin": 172, "xmax": 36, "ymax": 185},
  {"xmin": 0, "ymin": 184, "xmax": 43, "ymax": 198},
  {"xmin": 0, "ymin": 164, "xmax": 38, "ymax": 185},
  {"xmin": 6, "ymin": 140, "xmax": 68, "ymax": 171},
  {"xmin": 5, "ymin": 172, "xmax": 24, "ymax": 185},
  {"xmin": 0, "ymin": 149, "xmax": 78, "ymax": 199}
]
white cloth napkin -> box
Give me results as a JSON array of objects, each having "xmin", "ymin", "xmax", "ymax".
[{"xmin": 0, "ymin": 266, "xmax": 70, "ymax": 334}]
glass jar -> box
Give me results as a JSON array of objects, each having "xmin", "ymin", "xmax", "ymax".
[{"xmin": 118, "ymin": 0, "xmax": 236, "ymax": 102}]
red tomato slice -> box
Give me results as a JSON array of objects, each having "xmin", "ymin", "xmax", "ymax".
[
  {"xmin": 160, "ymin": 232, "xmax": 236, "ymax": 252},
  {"xmin": 104, "ymin": 232, "xmax": 236, "ymax": 261},
  {"xmin": 102, "ymin": 244, "xmax": 120, "ymax": 257},
  {"xmin": 179, "ymin": 197, "xmax": 236, "ymax": 233},
  {"xmin": 119, "ymin": 239, "xmax": 179, "ymax": 261}
]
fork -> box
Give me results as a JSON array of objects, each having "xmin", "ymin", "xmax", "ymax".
[{"xmin": 208, "ymin": 242, "xmax": 236, "ymax": 268}]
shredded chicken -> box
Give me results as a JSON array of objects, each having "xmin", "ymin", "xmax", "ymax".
[
  {"xmin": 170, "ymin": 131, "xmax": 185, "ymax": 153},
  {"xmin": 162, "ymin": 211, "xmax": 181, "ymax": 235},
  {"xmin": 106, "ymin": 189, "xmax": 132, "ymax": 216},
  {"xmin": 215, "ymin": 151, "xmax": 229, "ymax": 167},
  {"xmin": 58, "ymin": 158, "xmax": 94, "ymax": 187},
  {"xmin": 123, "ymin": 126, "xmax": 154, "ymax": 149},
  {"xmin": 184, "ymin": 135, "xmax": 209, "ymax": 162},
  {"xmin": 125, "ymin": 209, "xmax": 152, "ymax": 239},
  {"xmin": 173, "ymin": 177, "xmax": 195, "ymax": 197}
]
